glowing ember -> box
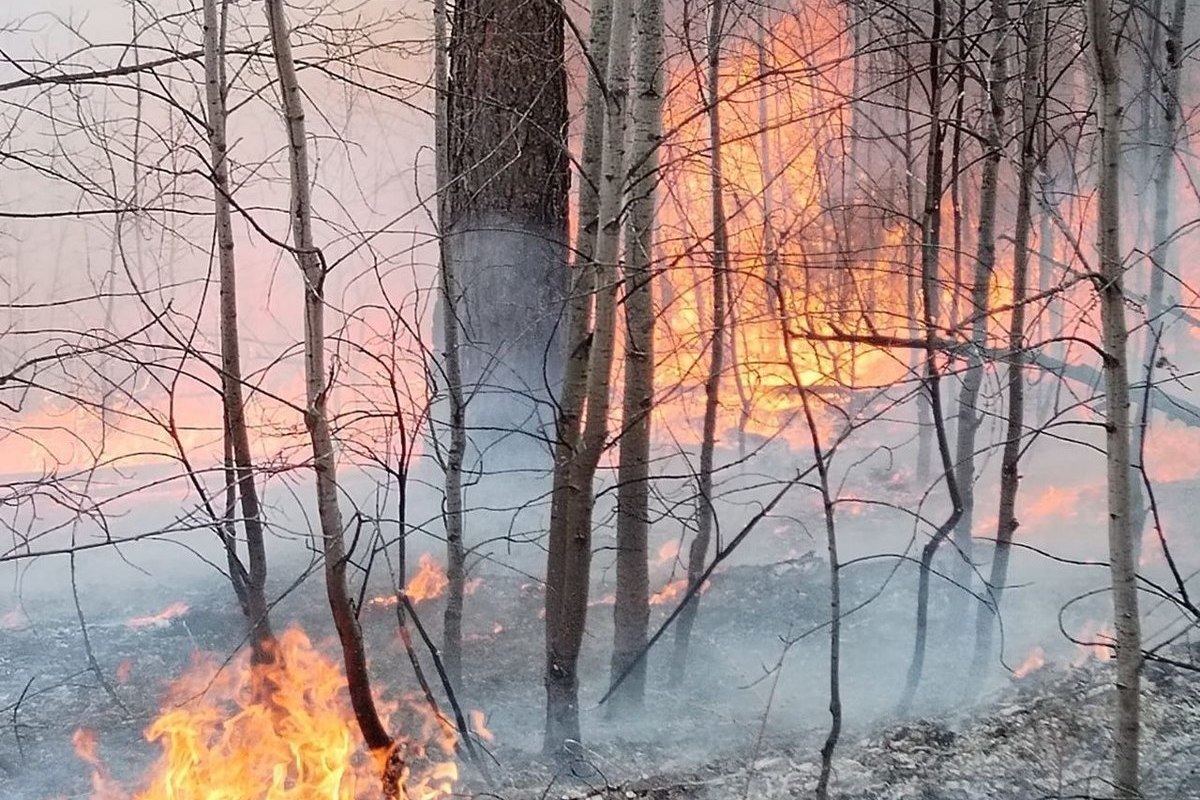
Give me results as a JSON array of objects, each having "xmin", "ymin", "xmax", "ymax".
[
  {"xmin": 655, "ymin": 540, "xmax": 680, "ymax": 564},
  {"xmin": 115, "ymin": 659, "xmax": 134, "ymax": 686},
  {"xmin": 649, "ymin": 578, "xmax": 710, "ymax": 606},
  {"xmin": 73, "ymin": 627, "xmax": 458, "ymax": 799},
  {"xmin": 464, "ymin": 577, "xmax": 484, "ymax": 596},
  {"xmin": 649, "ymin": 579, "xmax": 687, "ymax": 606},
  {"xmin": 1025, "ymin": 485, "xmax": 1082, "ymax": 521},
  {"xmin": 468, "ymin": 710, "xmax": 494, "ymax": 743},
  {"xmin": 588, "ymin": 594, "xmax": 616, "ymax": 607},
  {"xmin": 1012, "ymin": 646, "xmax": 1046, "ymax": 679},
  {"xmin": 1072, "ymin": 621, "xmax": 1116, "ymax": 665},
  {"xmin": 0, "ymin": 608, "xmax": 28, "ymax": 630},
  {"xmin": 126, "ymin": 602, "xmax": 189, "ymax": 630}
]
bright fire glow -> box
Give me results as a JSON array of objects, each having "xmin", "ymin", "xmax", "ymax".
[
  {"xmin": 1012, "ymin": 646, "xmax": 1046, "ymax": 679},
  {"xmin": 126, "ymin": 602, "xmax": 190, "ymax": 630},
  {"xmin": 656, "ymin": 3, "xmax": 914, "ymax": 444},
  {"xmin": 370, "ymin": 555, "xmax": 450, "ymax": 608},
  {"xmin": 73, "ymin": 627, "xmax": 458, "ymax": 800},
  {"xmin": 405, "ymin": 555, "xmax": 449, "ymax": 604},
  {"xmin": 1072, "ymin": 620, "xmax": 1116, "ymax": 664},
  {"xmin": 650, "ymin": 579, "xmax": 687, "ymax": 606}
]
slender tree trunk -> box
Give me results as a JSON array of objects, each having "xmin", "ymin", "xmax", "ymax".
[
  {"xmin": 952, "ymin": 0, "xmax": 1008, "ymax": 591},
  {"xmin": 1130, "ymin": 0, "xmax": 1186, "ymax": 551},
  {"xmin": 543, "ymin": 0, "xmax": 612, "ymax": 730},
  {"xmin": 544, "ymin": 0, "xmax": 634, "ymax": 752},
  {"xmin": 609, "ymin": 0, "xmax": 664, "ymax": 713},
  {"xmin": 897, "ymin": 0, "xmax": 965, "ymax": 715},
  {"xmin": 434, "ymin": 0, "xmax": 467, "ymax": 692},
  {"xmin": 204, "ymin": 0, "xmax": 274, "ymax": 666},
  {"xmin": 948, "ymin": 0, "xmax": 966, "ymax": 332},
  {"xmin": 757, "ymin": 1, "xmax": 778, "ymax": 318},
  {"xmin": 899, "ymin": 34, "xmax": 931, "ymax": 484},
  {"xmin": 785, "ymin": 332, "xmax": 840, "ymax": 800},
  {"xmin": 671, "ymin": 0, "xmax": 727, "ymax": 684},
  {"xmin": 1087, "ymin": 0, "xmax": 1142, "ymax": 795},
  {"xmin": 970, "ymin": 0, "xmax": 1043, "ymax": 683},
  {"xmin": 221, "ymin": 413, "xmax": 251, "ymax": 615},
  {"xmin": 262, "ymin": 0, "xmax": 399, "ymax": 787},
  {"xmin": 542, "ymin": 0, "xmax": 611, "ymax": 752}
]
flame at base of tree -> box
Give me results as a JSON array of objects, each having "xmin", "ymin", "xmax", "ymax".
[{"xmin": 73, "ymin": 627, "xmax": 457, "ymax": 800}]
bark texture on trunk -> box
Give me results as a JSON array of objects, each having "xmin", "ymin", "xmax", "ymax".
[
  {"xmin": 262, "ymin": 0, "xmax": 397, "ymax": 784},
  {"xmin": 544, "ymin": 0, "xmax": 634, "ymax": 753},
  {"xmin": 446, "ymin": 0, "xmax": 569, "ymax": 448},
  {"xmin": 671, "ymin": 0, "xmax": 727, "ymax": 685},
  {"xmin": 897, "ymin": 0, "xmax": 964, "ymax": 715},
  {"xmin": 434, "ymin": 0, "xmax": 467, "ymax": 692},
  {"xmin": 609, "ymin": 0, "xmax": 664, "ymax": 713},
  {"xmin": 1130, "ymin": 0, "xmax": 1186, "ymax": 548},
  {"xmin": 970, "ymin": 0, "xmax": 1043, "ymax": 683},
  {"xmin": 204, "ymin": 0, "xmax": 274, "ymax": 666},
  {"xmin": 1087, "ymin": 0, "xmax": 1142, "ymax": 795},
  {"xmin": 952, "ymin": 0, "xmax": 1008, "ymax": 590}
]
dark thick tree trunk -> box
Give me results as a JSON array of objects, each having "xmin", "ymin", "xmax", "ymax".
[{"xmin": 446, "ymin": 0, "xmax": 569, "ymax": 450}]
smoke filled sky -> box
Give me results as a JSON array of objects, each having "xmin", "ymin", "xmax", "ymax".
[{"xmin": 1, "ymin": 0, "xmax": 437, "ymax": 476}]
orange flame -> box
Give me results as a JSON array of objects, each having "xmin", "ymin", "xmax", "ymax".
[
  {"xmin": 405, "ymin": 554, "xmax": 449, "ymax": 604},
  {"xmin": 1013, "ymin": 646, "xmax": 1046, "ymax": 679},
  {"xmin": 368, "ymin": 555, "xmax": 451, "ymax": 609},
  {"xmin": 654, "ymin": 541, "xmax": 680, "ymax": 564},
  {"xmin": 650, "ymin": 578, "xmax": 711, "ymax": 606},
  {"xmin": 468, "ymin": 710, "xmax": 494, "ymax": 743},
  {"xmin": 73, "ymin": 627, "xmax": 458, "ymax": 799},
  {"xmin": 126, "ymin": 601, "xmax": 189, "ymax": 630},
  {"xmin": 1072, "ymin": 620, "xmax": 1116, "ymax": 665},
  {"xmin": 1025, "ymin": 485, "xmax": 1082, "ymax": 521},
  {"xmin": 649, "ymin": 579, "xmax": 687, "ymax": 606}
]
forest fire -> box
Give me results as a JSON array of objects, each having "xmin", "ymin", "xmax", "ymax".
[
  {"xmin": 71, "ymin": 627, "xmax": 458, "ymax": 800},
  {"xmin": 655, "ymin": 1, "xmax": 912, "ymax": 445},
  {"xmin": 6, "ymin": 0, "xmax": 1200, "ymax": 796}
]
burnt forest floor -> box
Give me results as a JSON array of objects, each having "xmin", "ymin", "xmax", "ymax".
[{"xmin": 0, "ymin": 541, "xmax": 1198, "ymax": 799}]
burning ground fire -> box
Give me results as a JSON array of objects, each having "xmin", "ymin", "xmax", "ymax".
[
  {"xmin": 1010, "ymin": 620, "xmax": 1117, "ymax": 680},
  {"xmin": 369, "ymin": 554, "xmax": 455, "ymax": 608},
  {"xmin": 126, "ymin": 602, "xmax": 191, "ymax": 630},
  {"xmin": 71, "ymin": 627, "xmax": 458, "ymax": 800}
]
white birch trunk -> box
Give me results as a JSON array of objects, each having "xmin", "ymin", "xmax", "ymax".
[{"xmin": 1087, "ymin": 0, "xmax": 1142, "ymax": 794}]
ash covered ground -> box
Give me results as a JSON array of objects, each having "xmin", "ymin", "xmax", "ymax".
[{"xmin": 1, "ymin": 442, "xmax": 1198, "ymax": 799}]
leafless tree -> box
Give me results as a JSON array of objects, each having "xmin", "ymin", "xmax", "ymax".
[
  {"xmin": 1086, "ymin": 0, "xmax": 1142, "ymax": 795},
  {"xmin": 609, "ymin": 0, "xmax": 665, "ymax": 713}
]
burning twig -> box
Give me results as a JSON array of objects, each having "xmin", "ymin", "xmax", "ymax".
[{"xmin": 398, "ymin": 593, "xmax": 496, "ymax": 785}]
